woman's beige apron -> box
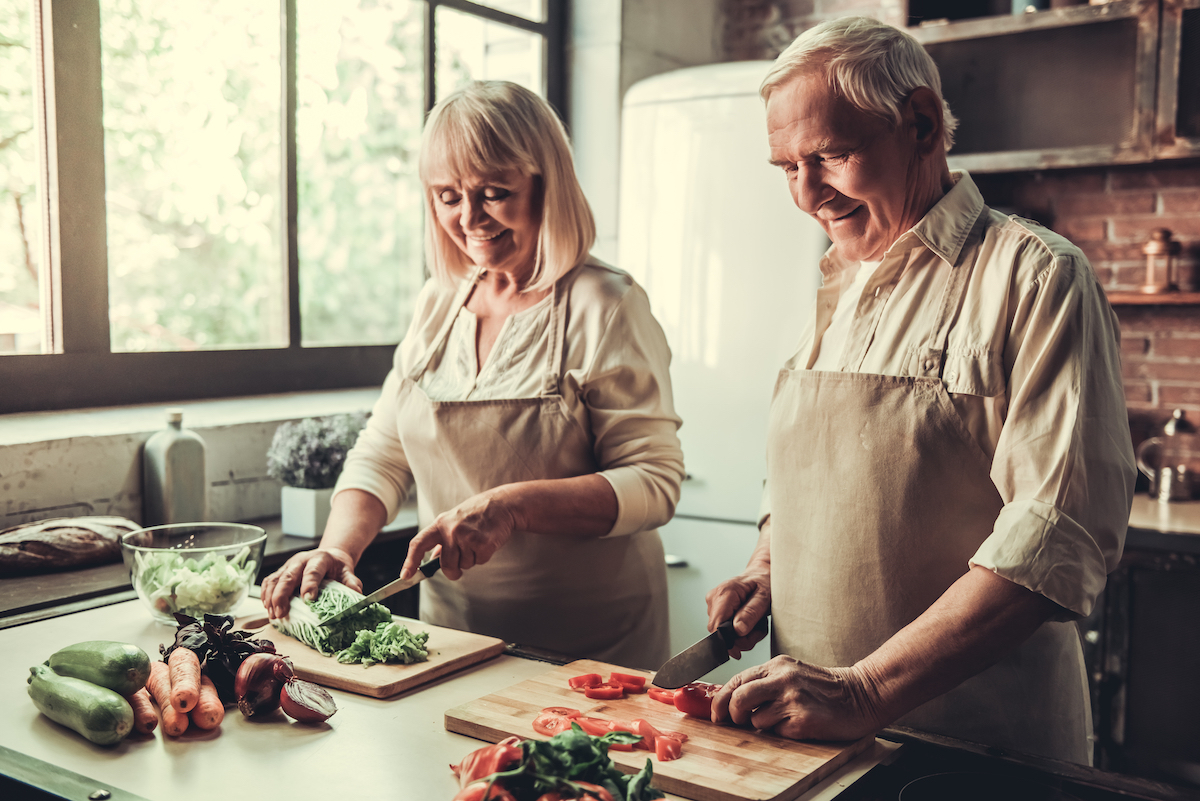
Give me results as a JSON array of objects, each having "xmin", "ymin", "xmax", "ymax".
[
  {"xmin": 392, "ymin": 265, "xmax": 669, "ymax": 670},
  {"xmin": 765, "ymin": 252, "xmax": 1092, "ymax": 764}
]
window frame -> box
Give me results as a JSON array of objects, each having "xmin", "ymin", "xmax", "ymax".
[{"xmin": 1, "ymin": 0, "xmax": 565, "ymax": 414}]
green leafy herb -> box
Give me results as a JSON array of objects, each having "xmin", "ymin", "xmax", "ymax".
[
  {"xmin": 161, "ymin": 613, "xmax": 276, "ymax": 704},
  {"xmin": 336, "ymin": 621, "xmax": 429, "ymax": 666},
  {"xmin": 474, "ymin": 723, "xmax": 665, "ymax": 801}
]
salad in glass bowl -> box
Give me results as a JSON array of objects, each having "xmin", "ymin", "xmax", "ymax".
[{"xmin": 121, "ymin": 523, "xmax": 266, "ymax": 624}]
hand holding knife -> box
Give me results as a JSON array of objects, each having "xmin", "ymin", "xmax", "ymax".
[{"xmin": 653, "ymin": 613, "xmax": 770, "ymax": 688}]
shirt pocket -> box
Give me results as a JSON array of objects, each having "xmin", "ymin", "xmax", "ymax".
[{"xmin": 942, "ymin": 348, "xmax": 1004, "ymax": 398}]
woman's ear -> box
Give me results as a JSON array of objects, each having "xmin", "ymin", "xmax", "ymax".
[{"xmin": 906, "ymin": 86, "xmax": 944, "ymax": 155}]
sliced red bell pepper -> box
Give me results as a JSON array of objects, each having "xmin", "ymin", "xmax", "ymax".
[
  {"xmin": 655, "ymin": 735, "xmax": 683, "ymax": 762},
  {"xmin": 647, "ymin": 686, "xmax": 678, "ymax": 705},
  {"xmin": 609, "ymin": 671, "xmax": 646, "ymax": 688},
  {"xmin": 674, "ymin": 681, "xmax": 721, "ymax": 718},
  {"xmin": 567, "ymin": 673, "xmax": 604, "ymax": 691},
  {"xmin": 582, "ymin": 682, "xmax": 625, "ymax": 700}
]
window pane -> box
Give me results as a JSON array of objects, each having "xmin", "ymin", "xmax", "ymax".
[
  {"xmin": 0, "ymin": 0, "xmax": 44, "ymax": 355},
  {"xmin": 469, "ymin": 0, "xmax": 547, "ymax": 23},
  {"xmin": 435, "ymin": 7, "xmax": 545, "ymax": 101},
  {"xmin": 99, "ymin": 1, "xmax": 284, "ymax": 352},
  {"xmin": 296, "ymin": 0, "xmax": 426, "ymax": 347}
]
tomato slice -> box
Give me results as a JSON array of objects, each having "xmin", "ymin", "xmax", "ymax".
[
  {"xmin": 568, "ymin": 673, "xmax": 604, "ymax": 691},
  {"xmin": 532, "ymin": 711, "xmax": 575, "ymax": 737},
  {"xmin": 630, "ymin": 719, "xmax": 660, "ymax": 751},
  {"xmin": 658, "ymin": 730, "xmax": 688, "ymax": 744},
  {"xmin": 583, "ymin": 682, "xmax": 625, "ymax": 700},
  {"xmin": 609, "ymin": 671, "xmax": 646, "ymax": 688},
  {"xmin": 646, "ymin": 686, "xmax": 678, "ymax": 705},
  {"xmin": 655, "ymin": 735, "xmax": 683, "ymax": 762},
  {"xmin": 573, "ymin": 716, "xmax": 613, "ymax": 738},
  {"xmin": 674, "ymin": 682, "xmax": 721, "ymax": 718},
  {"xmin": 540, "ymin": 706, "xmax": 582, "ymax": 719}
]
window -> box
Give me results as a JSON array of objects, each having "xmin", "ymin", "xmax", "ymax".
[{"xmin": 0, "ymin": 0, "xmax": 564, "ymax": 413}]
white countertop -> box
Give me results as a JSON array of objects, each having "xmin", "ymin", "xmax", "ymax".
[
  {"xmin": 1128, "ymin": 494, "xmax": 1200, "ymax": 536},
  {"xmin": 0, "ymin": 599, "xmax": 893, "ymax": 801}
]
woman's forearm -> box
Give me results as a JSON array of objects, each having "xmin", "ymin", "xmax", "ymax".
[
  {"xmin": 320, "ymin": 488, "xmax": 390, "ymax": 565},
  {"xmin": 492, "ymin": 474, "xmax": 619, "ymax": 538}
]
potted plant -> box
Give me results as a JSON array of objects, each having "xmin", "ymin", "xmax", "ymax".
[{"xmin": 266, "ymin": 412, "xmax": 368, "ymax": 537}]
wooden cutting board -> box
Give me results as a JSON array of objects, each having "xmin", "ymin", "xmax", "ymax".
[
  {"xmin": 445, "ymin": 659, "xmax": 876, "ymax": 801},
  {"xmin": 234, "ymin": 600, "xmax": 505, "ymax": 699}
]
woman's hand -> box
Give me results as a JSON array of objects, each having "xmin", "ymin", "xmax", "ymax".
[
  {"xmin": 259, "ymin": 547, "xmax": 361, "ymax": 620},
  {"xmin": 401, "ymin": 489, "xmax": 521, "ymax": 581},
  {"xmin": 710, "ymin": 656, "xmax": 885, "ymax": 741}
]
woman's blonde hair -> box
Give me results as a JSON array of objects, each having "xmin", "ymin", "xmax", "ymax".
[
  {"xmin": 418, "ymin": 81, "xmax": 595, "ymax": 292},
  {"xmin": 760, "ymin": 16, "xmax": 958, "ymax": 153}
]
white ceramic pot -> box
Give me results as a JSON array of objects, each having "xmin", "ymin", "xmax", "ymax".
[{"xmin": 280, "ymin": 485, "xmax": 335, "ymax": 538}]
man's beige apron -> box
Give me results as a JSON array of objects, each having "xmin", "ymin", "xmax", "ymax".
[
  {"xmin": 391, "ymin": 265, "xmax": 669, "ymax": 670},
  {"xmin": 766, "ymin": 246, "xmax": 1092, "ymax": 764}
]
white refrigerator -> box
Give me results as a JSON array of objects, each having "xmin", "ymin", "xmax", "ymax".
[{"xmin": 618, "ymin": 62, "xmax": 827, "ymax": 681}]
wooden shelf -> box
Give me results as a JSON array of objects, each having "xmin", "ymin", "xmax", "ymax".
[{"xmin": 1106, "ymin": 291, "xmax": 1200, "ymax": 305}]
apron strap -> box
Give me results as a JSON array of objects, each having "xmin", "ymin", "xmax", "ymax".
[
  {"xmin": 541, "ymin": 263, "xmax": 579, "ymax": 396},
  {"xmin": 407, "ymin": 265, "xmax": 486, "ymax": 383},
  {"xmin": 917, "ymin": 211, "xmax": 988, "ymax": 380}
]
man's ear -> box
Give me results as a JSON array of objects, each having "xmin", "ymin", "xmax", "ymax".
[{"xmin": 905, "ymin": 87, "xmax": 944, "ymax": 155}]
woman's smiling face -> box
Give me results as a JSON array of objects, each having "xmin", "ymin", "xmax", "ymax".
[{"xmin": 430, "ymin": 169, "xmax": 543, "ymax": 279}]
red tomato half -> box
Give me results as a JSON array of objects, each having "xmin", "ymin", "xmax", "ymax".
[
  {"xmin": 674, "ymin": 682, "xmax": 721, "ymax": 718},
  {"xmin": 568, "ymin": 673, "xmax": 603, "ymax": 691},
  {"xmin": 583, "ymin": 682, "xmax": 625, "ymax": 700},
  {"xmin": 646, "ymin": 686, "xmax": 678, "ymax": 705}
]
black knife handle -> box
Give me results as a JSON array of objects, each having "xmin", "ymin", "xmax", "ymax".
[
  {"xmin": 419, "ymin": 557, "xmax": 441, "ymax": 578},
  {"xmin": 717, "ymin": 614, "xmax": 770, "ymax": 648}
]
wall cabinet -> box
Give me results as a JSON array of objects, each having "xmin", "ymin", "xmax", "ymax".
[{"xmin": 909, "ymin": 1, "xmax": 1199, "ymax": 172}]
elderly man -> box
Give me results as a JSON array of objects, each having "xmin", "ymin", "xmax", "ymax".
[{"xmin": 705, "ymin": 16, "xmax": 1135, "ymax": 763}]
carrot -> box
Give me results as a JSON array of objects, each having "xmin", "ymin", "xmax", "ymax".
[
  {"xmin": 129, "ymin": 687, "xmax": 159, "ymax": 735},
  {"xmin": 190, "ymin": 674, "xmax": 225, "ymax": 730},
  {"xmin": 167, "ymin": 647, "xmax": 201, "ymax": 714},
  {"xmin": 147, "ymin": 660, "xmax": 189, "ymax": 737}
]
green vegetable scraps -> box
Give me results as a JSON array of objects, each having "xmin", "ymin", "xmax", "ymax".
[
  {"xmin": 271, "ymin": 580, "xmax": 430, "ymax": 667},
  {"xmin": 479, "ymin": 724, "xmax": 664, "ymax": 801},
  {"xmin": 133, "ymin": 546, "xmax": 257, "ymax": 619}
]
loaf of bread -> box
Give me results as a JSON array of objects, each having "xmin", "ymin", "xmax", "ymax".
[{"xmin": 0, "ymin": 516, "xmax": 139, "ymax": 576}]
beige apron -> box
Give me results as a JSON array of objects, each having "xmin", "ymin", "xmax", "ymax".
[
  {"xmin": 766, "ymin": 246, "xmax": 1092, "ymax": 764},
  {"xmin": 392, "ymin": 264, "xmax": 669, "ymax": 670}
]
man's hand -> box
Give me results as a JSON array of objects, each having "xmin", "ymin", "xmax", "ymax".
[
  {"xmin": 704, "ymin": 572, "xmax": 771, "ymax": 658},
  {"xmin": 710, "ymin": 656, "xmax": 884, "ymax": 741}
]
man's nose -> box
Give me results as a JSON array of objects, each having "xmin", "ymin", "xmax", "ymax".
[{"xmin": 795, "ymin": 165, "xmax": 834, "ymax": 214}]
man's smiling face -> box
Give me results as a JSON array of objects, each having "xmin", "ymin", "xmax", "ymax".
[{"xmin": 766, "ymin": 72, "xmax": 927, "ymax": 262}]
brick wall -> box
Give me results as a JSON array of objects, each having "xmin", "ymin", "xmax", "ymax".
[{"xmin": 719, "ymin": 0, "xmax": 1200, "ymax": 461}]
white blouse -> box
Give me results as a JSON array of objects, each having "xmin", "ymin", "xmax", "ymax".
[{"xmin": 336, "ymin": 259, "xmax": 686, "ymax": 539}]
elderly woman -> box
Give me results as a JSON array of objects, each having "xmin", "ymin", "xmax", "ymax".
[{"xmin": 261, "ymin": 81, "xmax": 684, "ymax": 669}]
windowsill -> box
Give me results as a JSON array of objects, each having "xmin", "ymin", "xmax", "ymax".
[{"xmin": 0, "ymin": 387, "xmax": 383, "ymax": 446}]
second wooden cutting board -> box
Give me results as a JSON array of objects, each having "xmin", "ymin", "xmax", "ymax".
[
  {"xmin": 445, "ymin": 658, "xmax": 876, "ymax": 801},
  {"xmin": 235, "ymin": 599, "xmax": 505, "ymax": 699}
]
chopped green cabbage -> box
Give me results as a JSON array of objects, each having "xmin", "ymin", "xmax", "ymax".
[
  {"xmin": 133, "ymin": 545, "xmax": 257, "ymax": 619},
  {"xmin": 271, "ymin": 580, "xmax": 430, "ymax": 667},
  {"xmin": 336, "ymin": 622, "xmax": 430, "ymax": 666}
]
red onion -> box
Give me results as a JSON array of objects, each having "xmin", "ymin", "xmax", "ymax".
[
  {"xmin": 234, "ymin": 652, "xmax": 285, "ymax": 718},
  {"xmin": 279, "ymin": 677, "xmax": 338, "ymax": 724}
]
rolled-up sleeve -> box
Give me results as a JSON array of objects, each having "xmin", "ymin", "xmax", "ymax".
[
  {"xmin": 580, "ymin": 284, "xmax": 686, "ymax": 537},
  {"xmin": 970, "ymin": 251, "xmax": 1135, "ymax": 619}
]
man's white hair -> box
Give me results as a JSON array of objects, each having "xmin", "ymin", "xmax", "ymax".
[{"xmin": 760, "ymin": 16, "xmax": 958, "ymax": 153}]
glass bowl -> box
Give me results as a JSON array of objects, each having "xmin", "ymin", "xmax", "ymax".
[{"xmin": 121, "ymin": 523, "xmax": 267, "ymax": 625}]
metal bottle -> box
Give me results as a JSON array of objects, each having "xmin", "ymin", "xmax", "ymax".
[{"xmin": 142, "ymin": 408, "xmax": 209, "ymax": 524}]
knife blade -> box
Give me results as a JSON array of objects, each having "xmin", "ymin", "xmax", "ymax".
[
  {"xmin": 317, "ymin": 557, "xmax": 441, "ymax": 627},
  {"xmin": 652, "ymin": 614, "xmax": 769, "ymax": 689}
]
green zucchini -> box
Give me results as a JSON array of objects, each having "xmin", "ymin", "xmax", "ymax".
[
  {"xmin": 46, "ymin": 640, "xmax": 151, "ymax": 696},
  {"xmin": 27, "ymin": 664, "xmax": 134, "ymax": 746}
]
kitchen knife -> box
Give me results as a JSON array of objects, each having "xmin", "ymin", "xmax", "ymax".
[
  {"xmin": 317, "ymin": 557, "xmax": 441, "ymax": 627},
  {"xmin": 652, "ymin": 614, "xmax": 769, "ymax": 689}
]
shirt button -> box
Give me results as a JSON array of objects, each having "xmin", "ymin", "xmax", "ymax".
[
  {"xmin": 923, "ymin": 359, "xmax": 934, "ymax": 371},
  {"xmin": 946, "ymin": 371, "xmax": 957, "ymax": 382}
]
